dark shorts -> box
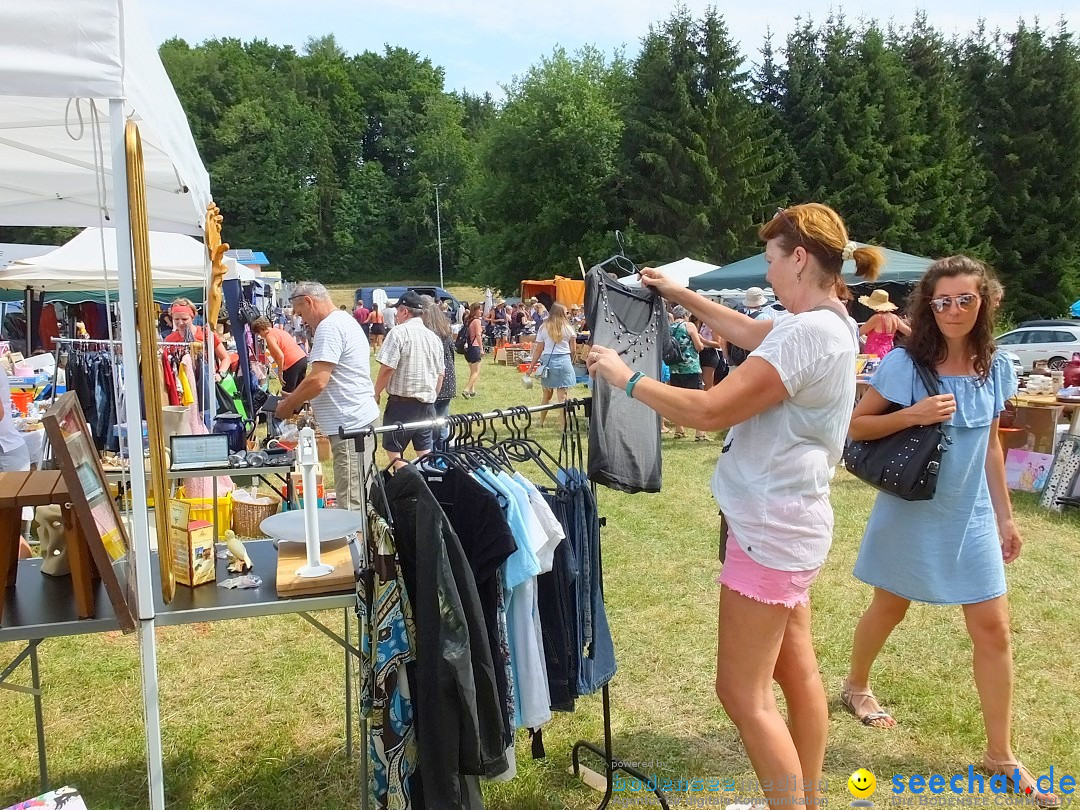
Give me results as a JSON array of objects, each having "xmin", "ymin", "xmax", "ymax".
[
  {"xmin": 370, "ymin": 323, "xmax": 386, "ymax": 336},
  {"xmin": 465, "ymin": 345, "xmax": 483, "ymax": 364},
  {"xmin": 281, "ymin": 356, "xmax": 308, "ymax": 393},
  {"xmin": 669, "ymin": 372, "xmax": 704, "ymax": 390},
  {"xmin": 382, "ymin": 396, "xmax": 436, "ymax": 454},
  {"xmin": 699, "ymin": 348, "xmax": 724, "ymax": 370}
]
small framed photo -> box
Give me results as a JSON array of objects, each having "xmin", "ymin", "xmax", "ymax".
[{"xmin": 42, "ymin": 392, "xmax": 137, "ymax": 632}]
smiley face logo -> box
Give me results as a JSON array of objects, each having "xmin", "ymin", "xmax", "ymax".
[{"xmin": 848, "ymin": 768, "xmax": 877, "ymax": 800}]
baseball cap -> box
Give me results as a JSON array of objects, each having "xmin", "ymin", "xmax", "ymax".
[{"xmin": 397, "ymin": 290, "xmax": 424, "ymax": 310}]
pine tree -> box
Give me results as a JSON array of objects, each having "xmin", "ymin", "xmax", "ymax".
[
  {"xmin": 975, "ymin": 22, "xmax": 1080, "ymax": 318},
  {"xmin": 897, "ymin": 15, "xmax": 990, "ymax": 258},
  {"xmin": 622, "ymin": 7, "xmax": 773, "ymax": 264}
]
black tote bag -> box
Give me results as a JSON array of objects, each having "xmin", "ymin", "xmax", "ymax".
[{"xmin": 843, "ymin": 360, "xmax": 951, "ymax": 501}]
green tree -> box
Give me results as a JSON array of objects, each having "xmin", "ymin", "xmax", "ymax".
[
  {"xmin": 974, "ymin": 22, "xmax": 1080, "ymax": 319},
  {"xmin": 476, "ymin": 46, "xmax": 628, "ymax": 291},
  {"xmin": 895, "ymin": 14, "xmax": 990, "ymax": 258},
  {"xmin": 622, "ymin": 7, "xmax": 774, "ymax": 264}
]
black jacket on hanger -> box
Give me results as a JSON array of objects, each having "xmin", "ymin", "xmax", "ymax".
[{"xmin": 378, "ymin": 465, "xmax": 508, "ymax": 809}]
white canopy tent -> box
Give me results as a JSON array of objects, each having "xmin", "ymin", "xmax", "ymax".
[
  {"xmin": 0, "ymin": 0, "xmax": 210, "ymax": 235},
  {"xmin": 0, "ymin": 4, "xmax": 212, "ymax": 807},
  {"xmin": 621, "ymin": 256, "xmax": 721, "ymax": 288},
  {"xmin": 0, "ymin": 227, "xmax": 209, "ymax": 291}
]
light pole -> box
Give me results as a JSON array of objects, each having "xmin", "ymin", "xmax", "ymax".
[{"xmin": 434, "ymin": 183, "xmax": 445, "ymax": 290}]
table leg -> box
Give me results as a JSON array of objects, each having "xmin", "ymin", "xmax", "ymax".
[
  {"xmin": 30, "ymin": 640, "xmax": 48, "ymax": 793},
  {"xmin": 344, "ymin": 607, "xmax": 353, "ymax": 759},
  {"xmin": 63, "ymin": 503, "xmax": 97, "ymax": 619},
  {"xmin": 0, "ymin": 506, "xmax": 21, "ymax": 590}
]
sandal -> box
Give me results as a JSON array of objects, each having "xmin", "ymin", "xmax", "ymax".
[
  {"xmin": 673, "ymin": 431, "xmax": 686, "ymax": 439},
  {"xmin": 840, "ymin": 681, "xmax": 896, "ymax": 728},
  {"xmin": 982, "ymin": 754, "xmax": 1060, "ymax": 808}
]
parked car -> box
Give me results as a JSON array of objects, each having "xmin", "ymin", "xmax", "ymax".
[
  {"xmin": 352, "ymin": 286, "xmax": 463, "ymax": 320},
  {"xmin": 994, "ymin": 322, "xmax": 1080, "ymax": 370}
]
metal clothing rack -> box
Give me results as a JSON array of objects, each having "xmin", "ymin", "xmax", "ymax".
[{"xmin": 339, "ymin": 398, "xmax": 670, "ymax": 810}]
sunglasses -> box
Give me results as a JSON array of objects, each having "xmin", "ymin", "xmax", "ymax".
[
  {"xmin": 929, "ymin": 293, "xmax": 980, "ymax": 313},
  {"xmin": 773, "ymin": 207, "xmax": 805, "ymax": 248}
]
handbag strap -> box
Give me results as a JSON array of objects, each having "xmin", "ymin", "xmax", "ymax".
[{"xmin": 911, "ymin": 357, "xmax": 941, "ymax": 398}]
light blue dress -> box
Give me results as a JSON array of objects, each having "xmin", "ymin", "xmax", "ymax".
[{"xmin": 852, "ymin": 349, "xmax": 1017, "ymax": 604}]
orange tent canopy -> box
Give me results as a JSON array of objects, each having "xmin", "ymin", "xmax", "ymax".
[{"xmin": 520, "ymin": 276, "xmax": 585, "ymax": 308}]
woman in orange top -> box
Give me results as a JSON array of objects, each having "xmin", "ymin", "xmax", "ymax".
[
  {"xmin": 366, "ymin": 306, "xmax": 386, "ymax": 351},
  {"xmin": 251, "ymin": 317, "xmax": 308, "ymax": 392},
  {"xmin": 165, "ymin": 298, "xmax": 231, "ymax": 378}
]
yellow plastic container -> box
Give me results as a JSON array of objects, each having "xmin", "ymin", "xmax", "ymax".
[{"xmin": 174, "ymin": 487, "xmax": 233, "ymax": 531}]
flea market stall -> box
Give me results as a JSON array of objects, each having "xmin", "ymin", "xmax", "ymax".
[{"xmin": 0, "ymin": 4, "xmax": 359, "ymax": 809}]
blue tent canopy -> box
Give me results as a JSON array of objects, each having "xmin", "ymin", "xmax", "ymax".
[
  {"xmin": 688, "ymin": 244, "xmax": 933, "ymax": 291},
  {"xmin": 1071, "ymin": 300, "xmax": 1080, "ymax": 318}
]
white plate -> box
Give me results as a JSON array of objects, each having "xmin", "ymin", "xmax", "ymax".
[{"xmin": 259, "ymin": 509, "xmax": 363, "ymax": 543}]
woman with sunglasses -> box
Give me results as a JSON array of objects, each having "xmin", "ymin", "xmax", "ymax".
[
  {"xmin": 842, "ymin": 257, "xmax": 1056, "ymax": 807},
  {"xmin": 588, "ymin": 203, "xmax": 879, "ymax": 809}
]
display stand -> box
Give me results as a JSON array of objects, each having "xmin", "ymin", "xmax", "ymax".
[{"xmin": 340, "ymin": 398, "xmax": 670, "ymax": 810}]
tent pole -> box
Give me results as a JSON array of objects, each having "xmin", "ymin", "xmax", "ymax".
[
  {"xmin": 23, "ymin": 286, "xmax": 32, "ymax": 352},
  {"xmin": 110, "ymin": 99, "xmax": 166, "ymax": 810}
]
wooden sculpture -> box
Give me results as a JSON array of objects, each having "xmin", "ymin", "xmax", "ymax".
[{"xmin": 205, "ymin": 202, "xmax": 230, "ymax": 329}]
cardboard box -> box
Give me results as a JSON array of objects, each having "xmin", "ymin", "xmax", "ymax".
[
  {"xmin": 289, "ymin": 471, "xmax": 325, "ymax": 508},
  {"xmin": 168, "ymin": 500, "xmax": 217, "ymax": 587}
]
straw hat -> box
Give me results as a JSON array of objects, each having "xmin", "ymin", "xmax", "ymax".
[
  {"xmin": 858, "ymin": 289, "xmax": 898, "ymax": 312},
  {"xmin": 743, "ymin": 287, "xmax": 768, "ymax": 308}
]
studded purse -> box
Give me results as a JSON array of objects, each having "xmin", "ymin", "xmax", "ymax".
[{"xmin": 843, "ymin": 360, "xmax": 951, "ymax": 501}]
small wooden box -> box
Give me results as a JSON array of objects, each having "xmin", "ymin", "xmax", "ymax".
[{"xmin": 168, "ymin": 500, "xmax": 217, "ymax": 587}]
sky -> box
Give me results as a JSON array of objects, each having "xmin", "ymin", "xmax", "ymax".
[{"xmin": 142, "ymin": 0, "xmax": 1077, "ymax": 97}]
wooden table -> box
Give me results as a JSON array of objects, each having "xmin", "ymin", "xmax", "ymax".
[{"xmin": 0, "ymin": 471, "xmax": 96, "ymax": 624}]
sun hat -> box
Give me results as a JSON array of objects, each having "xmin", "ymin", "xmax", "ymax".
[
  {"xmin": 858, "ymin": 288, "xmax": 898, "ymax": 312},
  {"xmin": 743, "ymin": 287, "xmax": 768, "ymax": 308}
]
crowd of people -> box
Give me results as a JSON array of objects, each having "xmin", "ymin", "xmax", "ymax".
[{"xmin": 156, "ymin": 223, "xmax": 1053, "ymax": 810}]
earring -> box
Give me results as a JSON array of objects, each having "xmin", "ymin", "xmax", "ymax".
[{"xmin": 797, "ymin": 271, "xmax": 803, "ymax": 284}]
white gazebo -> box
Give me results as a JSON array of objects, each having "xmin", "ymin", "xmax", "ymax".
[
  {"xmin": 0, "ymin": 3, "xmax": 212, "ymax": 807},
  {"xmin": 620, "ymin": 256, "xmax": 722, "ymax": 288}
]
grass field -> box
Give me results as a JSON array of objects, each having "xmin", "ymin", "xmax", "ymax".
[{"xmin": 1, "ymin": 338, "xmax": 1078, "ymax": 809}]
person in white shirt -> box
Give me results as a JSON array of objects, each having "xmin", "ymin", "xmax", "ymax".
[
  {"xmin": 1, "ymin": 364, "xmax": 33, "ymax": 558},
  {"xmin": 382, "ymin": 301, "xmax": 398, "ymax": 330},
  {"xmin": 586, "ymin": 204, "xmax": 879, "ymax": 810},
  {"xmin": 0, "ymin": 364, "xmax": 30, "ymax": 473},
  {"xmin": 275, "ymin": 282, "xmax": 379, "ymax": 512},
  {"xmin": 374, "ymin": 291, "xmax": 445, "ymax": 466}
]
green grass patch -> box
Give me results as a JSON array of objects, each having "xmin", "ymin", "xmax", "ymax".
[{"xmin": 2, "ymin": 351, "xmax": 1077, "ymax": 808}]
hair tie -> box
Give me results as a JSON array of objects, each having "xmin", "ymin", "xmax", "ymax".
[
  {"xmin": 841, "ymin": 241, "xmax": 857, "ymax": 262},
  {"xmin": 170, "ymin": 304, "xmax": 195, "ymax": 318}
]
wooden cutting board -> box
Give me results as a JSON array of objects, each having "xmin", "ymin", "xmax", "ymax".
[{"xmin": 276, "ymin": 537, "xmax": 357, "ymax": 596}]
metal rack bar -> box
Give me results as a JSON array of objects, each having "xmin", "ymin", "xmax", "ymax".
[{"xmin": 340, "ymin": 397, "xmax": 667, "ymax": 810}]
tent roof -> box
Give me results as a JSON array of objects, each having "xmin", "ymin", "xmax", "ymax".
[
  {"xmin": 0, "ymin": 227, "xmax": 207, "ymax": 291},
  {"xmin": 622, "ymin": 256, "xmax": 720, "ymax": 288},
  {"xmin": 0, "ymin": 0, "xmax": 211, "ymax": 234},
  {"xmin": 688, "ymin": 245, "xmax": 932, "ymax": 291}
]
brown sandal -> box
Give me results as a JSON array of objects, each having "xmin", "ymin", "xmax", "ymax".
[
  {"xmin": 840, "ymin": 681, "xmax": 895, "ymax": 728},
  {"xmin": 982, "ymin": 754, "xmax": 1060, "ymax": 808}
]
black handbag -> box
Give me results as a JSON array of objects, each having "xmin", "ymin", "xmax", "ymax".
[{"xmin": 843, "ymin": 360, "xmax": 951, "ymax": 501}]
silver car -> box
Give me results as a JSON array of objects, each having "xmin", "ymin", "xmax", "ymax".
[{"xmin": 994, "ymin": 321, "xmax": 1080, "ymax": 371}]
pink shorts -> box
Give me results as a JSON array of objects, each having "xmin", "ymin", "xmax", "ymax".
[{"xmin": 717, "ymin": 529, "xmax": 821, "ymax": 608}]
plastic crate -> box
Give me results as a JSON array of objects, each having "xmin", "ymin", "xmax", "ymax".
[{"xmin": 174, "ymin": 487, "xmax": 233, "ymax": 531}]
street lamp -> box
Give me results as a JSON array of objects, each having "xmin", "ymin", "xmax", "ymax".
[{"xmin": 434, "ymin": 183, "xmax": 446, "ymax": 290}]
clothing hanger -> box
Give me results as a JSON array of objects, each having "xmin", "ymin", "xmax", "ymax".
[
  {"xmin": 592, "ymin": 230, "xmax": 639, "ymax": 278},
  {"xmin": 498, "ymin": 406, "xmax": 565, "ymax": 488}
]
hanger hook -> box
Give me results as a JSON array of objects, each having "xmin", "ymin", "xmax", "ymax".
[{"xmin": 614, "ymin": 229, "xmax": 626, "ymax": 257}]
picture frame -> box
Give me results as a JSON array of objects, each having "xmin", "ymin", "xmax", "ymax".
[{"xmin": 42, "ymin": 391, "xmax": 137, "ymax": 632}]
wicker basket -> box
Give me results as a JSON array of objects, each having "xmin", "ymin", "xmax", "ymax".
[{"xmin": 231, "ymin": 493, "xmax": 281, "ymax": 538}]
